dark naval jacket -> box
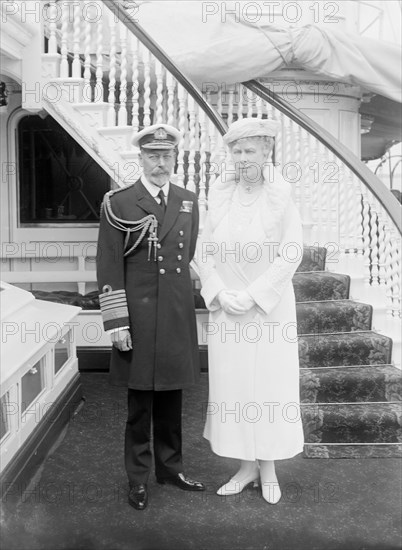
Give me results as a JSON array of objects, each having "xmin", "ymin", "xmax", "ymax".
[{"xmin": 96, "ymin": 178, "xmax": 200, "ymax": 390}]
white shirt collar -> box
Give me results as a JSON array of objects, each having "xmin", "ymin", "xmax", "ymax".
[{"xmin": 141, "ymin": 175, "xmax": 170, "ymax": 199}]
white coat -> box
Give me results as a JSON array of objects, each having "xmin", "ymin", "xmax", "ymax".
[{"xmin": 198, "ymin": 166, "xmax": 305, "ymax": 461}]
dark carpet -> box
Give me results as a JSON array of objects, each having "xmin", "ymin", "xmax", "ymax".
[{"xmin": 1, "ymin": 373, "xmax": 401, "ymax": 550}]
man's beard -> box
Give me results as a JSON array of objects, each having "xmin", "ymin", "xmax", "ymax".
[{"xmin": 150, "ymin": 171, "xmax": 170, "ymax": 186}]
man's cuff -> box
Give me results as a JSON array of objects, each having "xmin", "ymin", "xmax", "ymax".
[{"xmin": 99, "ymin": 288, "xmax": 130, "ymax": 331}]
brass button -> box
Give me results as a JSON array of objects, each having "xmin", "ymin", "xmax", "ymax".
[
  {"xmin": 179, "ymin": 230, "xmax": 184, "ymax": 236},
  {"xmin": 158, "ymin": 256, "xmax": 163, "ymax": 262},
  {"xmin": 159, "ymin": 269, "xmax": 166, "ymax": 275},
  {"xmin": 178, "ymin": 243, "xmax": 184, "ymax": 249},
  {"xmin": 176, "ymin": 268, "xmax": 181, "ymax": 274},
  {"xmin": 157, "ymin": 243, "xmax": 162, "ymax": 249},
  {"xmin": 177, "ymin": 255, "xmax": 182, "ymax": 261}
]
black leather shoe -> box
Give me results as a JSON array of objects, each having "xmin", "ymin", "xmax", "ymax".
[
  {"xmin": 157, "ymin": 473, "xmax": 205, "ymax": 491},
  {"xmin": 128, "ymin": 483, "xmax": 148, "ymax": 510}
]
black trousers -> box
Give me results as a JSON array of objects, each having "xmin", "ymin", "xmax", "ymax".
[{"xmin": 124, "ymin": 388, "xmax": 183, "ymax": 486}]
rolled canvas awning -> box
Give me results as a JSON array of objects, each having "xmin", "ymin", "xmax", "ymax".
[{"xmin": 135, "ymin": 1, "xmax": 401, "ymax": 103}]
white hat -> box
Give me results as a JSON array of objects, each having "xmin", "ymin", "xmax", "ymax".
[
  {"xmin": 223, "ymin": 117, "xmax": 280, "ymax": 145},
  {"xmin": 132, "ymin": 123, "xmax": 181, "ymax": 149}
]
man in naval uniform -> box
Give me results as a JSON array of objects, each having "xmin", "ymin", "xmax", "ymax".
[{"xmin": 96, "ymin": 124, "xmax": 204, "ymax": 511}]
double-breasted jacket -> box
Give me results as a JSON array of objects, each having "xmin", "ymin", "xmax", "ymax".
[{"xmin": 96, "ymin": 178, "xmax": 200, "ymax": 390}]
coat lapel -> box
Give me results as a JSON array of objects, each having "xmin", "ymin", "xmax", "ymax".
[{"xmin": 158, "ymin": 185, "xmax": 182, "ymax": 242}]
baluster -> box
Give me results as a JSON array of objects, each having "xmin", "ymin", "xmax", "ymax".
[
  {"xmin": 273, "ymin": 111, "xmax": 282, "ymax": 168},
  {"xmin": 292, "ymin": 123, "xmax": 302, "ymax": 211},
  {"xmin": 142, "ymin": 46, "xmax": 152, "ymax": 127},
  {"xmin": 309, "ymin": 134, "xmax": 320, "ymax": 245},
  {"xmin": 379, "ymin": 215, "xmax": 394, "ymax": 316},
  {"xmin": 198, "ymin": 110, "xmax": 208, "ymax": 231},
  {"xmin": 166, "ymin": 72, "xmax": 176, "ymax": 126},
  {"xmin": 360, "ymin": 188, "xmax": 372, "ymax": 287},
  {"xmin": 130, "ymin": 35, "xmax": 140, "ymax": 131},
  {"xmin": 377, "ymin": 205, "xmax": 388, "ymax": 287},
  {"xmin": 369, "ymin": 205, "xmax": 380, "ymax": 286},
  {"xmin": 60, "ymin": 1, "xmax": 69, "ymax": 78},
  {"xmin": 345, "ymin": 169, "xmax": 357, "ymax": 253},
  {"xmin": 208, "ymin": 125, "xmax": 219, "ymax": 192},
  {"xmin": 72, "ymin": 3, "xmax": 81, "ymax": 78},
  {"xmin": 95, "ymin": 5, "xmax": 104, "ymax": 103},
  {"xmin": 227, "ymin": 89, "xmax": 234, "ymax": 125},
  {"xmin": 176, "ymin": 86, "xmax": 187, "ymax": 188},
  {"xmin": 154, "ymin": 59, "xmax": 164, "ymax": 124},
  {"xmin": 118, "ymin": 25, "xmax": 128, "ymax": 125},
  {"xmin": 246, "ymin": 87, "xmax": 254, "ymax": 118},
  {"xmin": 47, "ymin": 0, "xmax": 58, "ymax": 54},
  {"xmin": 237, "ymin": 84, "xmax": 244, "ymax": 120},
  {"xmin": 298, "ymin": 127, "xmax": 308, "ymax": 221},
  {"xmin": 338, "ymin": 164, "xmax": 348, "ymax": 257},
  {"xmin": 217, "ymin": 87, "xmax": 223, "ymax": 119},
  {"xmin": 83, "ymin": 1, "xmax": 92, "ymax": 103},
  {"xmin": 329, "ymin": 151, "xmax": 339, "ymax": 245},
  {"xmin": 256, "ymin": 91, "xmax": 263, "ymax": 119},
  {"xmin": 319, "ymin": 141, "xmax": 330, "ymax": 243},
  {"xmin": 389, "ymin": 229, "xmax": 401, "ymax": 317},
  {"xmin": 107, "ymin": 17, "xmax": 117, "ymax": 125},
  {"xmin": 187, "ymin": 95, "xmax": 197, "ymax": 192}
]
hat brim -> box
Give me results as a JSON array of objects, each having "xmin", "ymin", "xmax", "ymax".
[{"xmin": 140, "ymin": 142, "xmax": 176, "ymax": 150}]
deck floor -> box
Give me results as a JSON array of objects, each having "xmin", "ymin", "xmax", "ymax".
[{"xmin": 1, "ymin": 372, "xmax": 401, "ymax": 550}]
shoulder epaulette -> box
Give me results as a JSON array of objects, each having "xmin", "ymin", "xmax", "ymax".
[{"xmin": 107, "ymin": 181, "xmax": 136, "ymax": 198}]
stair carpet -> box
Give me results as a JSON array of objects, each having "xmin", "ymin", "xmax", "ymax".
[{"xmin": 297, "ymin": 247, "xmax": 401, "ymax": 458}]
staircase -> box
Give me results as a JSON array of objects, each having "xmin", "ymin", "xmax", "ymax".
[
  {"xmin": 296, "ymin": 247, "xmax": 400, "ymax": 458},
  {"xmin": 5, "ymin": 0, "xmax": 401, "ymax": 459}
]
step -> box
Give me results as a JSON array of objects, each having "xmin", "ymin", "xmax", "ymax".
[
  {"xmin": 297, "ymin": 246, "xmax": 327, "ymax": 272},
  {"xmin": 298, "ymin": 331, "xmax": 392, "ymax": 368},
  {"xmin": 296, "ymin": 300, "xmax": 372, "ymax": 334},
  {"xmin": 293, "ymin": 272, "xmax": 350, "ymax": 302},
  {"xmin": 301, "ymin": 402, "xmax": 402, "ymax": 458},
  {"xmin": 300, "ymin": 365, "xmax": 402, "ymax": 403},
  {"xmin": 303, "ymin": 443, "xmax": 402, "ymax": 458}
]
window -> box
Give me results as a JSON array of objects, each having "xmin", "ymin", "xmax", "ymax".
[{"xmin": 18, "ymin": 115, "xmax": 110, "ymax": 225}]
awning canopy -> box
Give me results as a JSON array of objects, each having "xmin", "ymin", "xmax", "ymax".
[{"xmin": 136, "ymin": 2, "xmax": 401, "ymax": 103}]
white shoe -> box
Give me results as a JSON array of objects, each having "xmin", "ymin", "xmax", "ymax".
[
  {"xmin": 261, "ymin": 481, "xmax": 282, "ymax": 505},
  {"xmin": 217, "ymin": 472, "xmax": 259, "ymax": 496}
]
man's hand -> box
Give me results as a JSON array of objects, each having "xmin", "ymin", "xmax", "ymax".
[{"xmin": 111, "ymin": 329, "xmax": 133, "ymax": 351}]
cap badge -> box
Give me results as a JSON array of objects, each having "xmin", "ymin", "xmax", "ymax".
[{"xmin": 154, "ymin": 128, "xmax": 167, "ymax": 140}]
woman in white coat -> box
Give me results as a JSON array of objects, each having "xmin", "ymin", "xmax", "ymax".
[{"xmin": 198, "ymin": 117, "xmax": 304, "ymax": 504}]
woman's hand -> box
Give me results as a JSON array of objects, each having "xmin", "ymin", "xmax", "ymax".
[
  {"xmin": 233, "ymin": 290, "xmax": 256, "ymax": 312},
  {"xmin": 111, "ymin": 329, "xmax": 133, "ymax": 351},
  {"xmin": 218, "ymin": 290, "xmax": 250, "ymax": 315}
]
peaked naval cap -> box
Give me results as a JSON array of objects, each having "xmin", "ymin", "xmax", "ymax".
[{"xmin": 132, "ymin": 123, "xmax": 181, "ymax": 150}]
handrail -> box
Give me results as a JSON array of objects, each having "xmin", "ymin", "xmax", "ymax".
[
  {"xmin": 101, "ymin": 0, "xmax": 227, "ymax": 136},
  {"xmin": 244, "ymin": 80, "xmax": 402, "ymax": 234}
]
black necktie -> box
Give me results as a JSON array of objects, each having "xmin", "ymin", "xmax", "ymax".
[{"xmin": 157, "ymin": 190, "xmax": 166, "ymax": 215}]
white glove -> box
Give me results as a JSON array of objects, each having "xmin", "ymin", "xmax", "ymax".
[
  {"xmin": 111, "ymin": 328, "xmax": 133, "ymax": 352},
  {"xmin": 233, "ymin": 290, "xmax": 256, "ymax": 312},
  {"xmin": 217, "ymin": 290, "xmax": 248, "ymax": 315}
]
